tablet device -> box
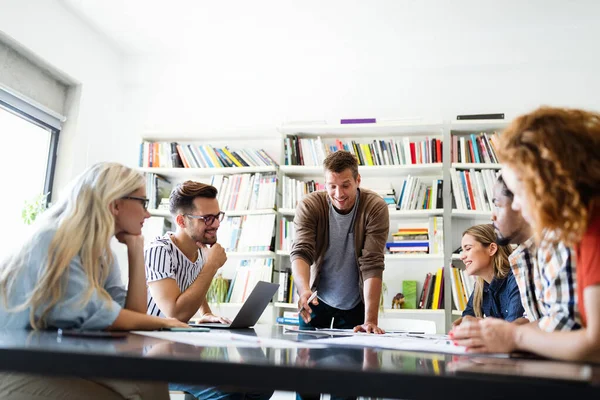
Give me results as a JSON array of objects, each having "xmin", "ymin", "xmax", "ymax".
[
  {"xmin": 161, "ymin": 327, "xmax": 210, "ymax": 332},
  {"xmin": 57, "ymin": 329, "xmax": 128, "ymax": 339}
]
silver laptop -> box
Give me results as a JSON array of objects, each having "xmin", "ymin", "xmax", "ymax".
[{"xmin": 190, "ymin": 281, "xmax": 279, "ymax": 329}]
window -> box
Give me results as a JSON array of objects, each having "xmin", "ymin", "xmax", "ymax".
[{"xmin": 0, "ymin": 100, "xmax": 59, "ymax": 257}]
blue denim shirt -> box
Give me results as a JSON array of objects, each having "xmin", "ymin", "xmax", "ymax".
[{"xmin": 462, "ymin": 270, "xmax": 524, "ymax": 321}]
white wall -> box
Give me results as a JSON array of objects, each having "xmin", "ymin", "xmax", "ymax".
[
  {"xmin": 120, "ymin": 0, "xmax": 600, "ymax": 159},
  {"xmin": 0, "ymin": 0, "xmax": 131, "ymax": 274},
  {"xmin": 0, "ymin": 0, "xmax": 126, "ymax": 193}
]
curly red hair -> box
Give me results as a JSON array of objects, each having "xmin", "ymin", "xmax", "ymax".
[{"xmin": 497, "ymin": 107, "xmax": 600, "ymax": 247}]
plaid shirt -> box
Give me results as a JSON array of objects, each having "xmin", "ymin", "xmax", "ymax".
[{"xmin": 509, "ymin": 237, "xmax": 581, "ymax": 332}]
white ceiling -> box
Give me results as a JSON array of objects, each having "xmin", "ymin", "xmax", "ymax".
[{"xmin": 60, "ymin": 0, "xmax": 600, "ymax": 60}]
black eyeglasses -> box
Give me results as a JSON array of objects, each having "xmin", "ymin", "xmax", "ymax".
[
  {"xmin": 184, "ymin": 211, "xmax": 225, "ymax": 226},
  {"xmin": 122, "ymin": 196, "xmax": 150, "ymax": 210}
]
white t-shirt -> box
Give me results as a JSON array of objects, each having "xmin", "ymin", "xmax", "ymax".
[{"xmin": 145, "ymin": 232, "xmax": 207, "ymax": 317}]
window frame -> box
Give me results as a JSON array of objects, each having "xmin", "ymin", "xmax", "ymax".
[{"xmin": 0, "ymin": 99, "xmax": 60, "ymax": 205}]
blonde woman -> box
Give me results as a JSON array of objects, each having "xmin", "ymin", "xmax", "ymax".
[
  {"xmin": 453, "ymin": 224, "xmax": 524, "ymax": 327},
  {"xmin": 0, "ymin": 162, "xmax": 187, "ymax": 399}
]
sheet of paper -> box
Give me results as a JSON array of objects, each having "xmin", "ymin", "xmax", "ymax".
[
  {"xmin": 133, "ymin": 330, "xmax": 326, "ymax": 349},
  {"xmin": 306, "ymin": 334, "xmax": 468, "ymax": 355}
]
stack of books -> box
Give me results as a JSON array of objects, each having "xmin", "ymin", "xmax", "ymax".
[{"xmin": 387, "ymin": 228, "xmax": 429, "ymax": 254}]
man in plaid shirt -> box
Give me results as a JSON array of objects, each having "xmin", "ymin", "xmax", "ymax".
[{"xmin": 492, "ymin": 174, "xmax": 581, "ymax": 331}]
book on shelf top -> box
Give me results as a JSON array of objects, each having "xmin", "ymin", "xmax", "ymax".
[
  {"xmin": 283, "ymin": 136, "xmax": 442, "ymax": 167},
  {"xmin": 140, "ymin": 141, "xmax": 278, "ymax": 169}
]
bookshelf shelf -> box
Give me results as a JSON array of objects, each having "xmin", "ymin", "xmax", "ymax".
[
  {"xmin": 149, "ymin": 208, "xmax": 277, "ymax": 218},
  {"xmin": 385, "ymin": 254, "xmax": 443, "ymax": 261},
  {"xmin": 274, "ymin": 302, "xmax": 298, "ymax": 309},
  {"xmin": 279, "ymin": 121, "xmax": 444, "ymax": 137},
  {"xmin": 450, "ymin": 119, "xmax": 509, "ymax": 132},
  {"xmin": 452, "ymin": 163, "xmax": 501, "ymax": 170},
  {"xmin": 276, "ymin": 250, "xmax": 290, "ymax": 256},
  {"xmin": 388, "ymin": 209, "xmax": 443, "ymax": 218},
  {"xmin": 451, "ymin": 210, "xmax": 492, "ymax": 218},
  {"xmin": 381, "ymin": 309, "xmax": 445, "ymax": 315},
  {"xmin": 280, "ymin": 164, "xmax": 443, "ymax": 177},
  {"xmin": 226, "ymin": 251, "xmax": 276, "ymax": 258},
  {"xmin": 139, "ymin": 166, "xmax": 277, "ymax": 178},
  {"xmin": 278, "ymin": 208, "xmax": 295, "ymax": 217}
]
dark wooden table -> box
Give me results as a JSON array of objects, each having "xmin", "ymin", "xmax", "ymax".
[{"xmin": 0, "ymin": 326, "xmax": 598, "ymax": 399}]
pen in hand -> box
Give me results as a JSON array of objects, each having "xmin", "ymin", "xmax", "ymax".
[{"xmin": 299, "ymin": 291, "xmax": 318, "ymax": 323}]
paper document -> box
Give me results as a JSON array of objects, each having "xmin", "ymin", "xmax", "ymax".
[
  {"xmin": 307, "ymin": 334, "xmax": 468, "ymax": 355},
  {"xmin": 133, "ymin": 330, "xmax": 326, "ymax": 349}
]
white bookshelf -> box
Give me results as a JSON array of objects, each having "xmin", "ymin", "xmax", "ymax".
[
  {"xmin": 276, "ymin": 121, "xmax": 448, "ymax": 330},
  {"xmin": 381, "ymin": 309, "xmax": 445, "ymax": 315},
  {"xmin": 278, "ymin": 208, "xmax": 295, "ymax": 217},
  {"xmin": 279, "ymin": 121, "xmax": 444, "ymax": 137},
  {"xmin": 450, "ymin": 119, "xmax": 509, "ymax": 132},
  {"xmin": 277, "ymin": 251, "xmax": 443, "ymax": 261},
  {"xmin": 451, "ymin": 210, "xmax": 493, "ymax": 218},
  {"xmin": 274, "ymin": 302, "xmax": 297, "ymax": 309},
  {"xmin": 226, "ymin": 251, "xmax": 276, "ymax": 258},
  {"xmin": 139, "ymin": 166, "xmax": 277, "ymax": 178},
  {"xmin": 279, "ymin": 164, "xmax": 443, "ymax": 177},
  {"xmin": 384, "ymin": 253, "xmax": 443, "ymax": 261},
  {"xmin": 452, "ymin": 163, "xmax": 501, "ymax": 170},
  {"xmin": 388, "ymin": 209, "xmax": 443, "ymax": 218}
]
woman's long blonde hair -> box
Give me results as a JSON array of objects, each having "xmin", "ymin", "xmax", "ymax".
[
  {"xmin": 463, "ymin": 224, "xmax": 513, "ymax": 318},
  {"xmin": 497, "ymin": 106, "xmax": 600, "ymax": 247},
  {"xmin": 0, "ymin": 162, "xmax": 145, "ymax": 329}
]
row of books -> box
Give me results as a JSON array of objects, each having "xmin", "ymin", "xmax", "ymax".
[
  {"xmin": 451, "ymin": 132, "xmax": 500, "ymax": 164},
  {"xmin": 397, "ymin": 177, "xmax": 443, "ymax": 210},
  {"xmin": 450, "ymin": 266, "xmax": 476, "ymax": 312},
  {"xmin": 419, "ymin": 269, "xmax": 445, "ymax": 310},
  {"xmin": 284, "ymin": 136, "xmax": 443, "ymax": 166},
  {"xmin": 145, "ymin": 173, "xmax": 171, "ymax": 209},
  {"xmin": 209, "ymin": 173, "xmax": 277, "ymax": 211},
  {"xmin": 280, "ymin": 176, "xmax": 325, "ymax": 209},
  {"xmin": 373, "ymin": 188, "xmax": 398, "ymax": 211},
  {"xmin": 217, "ymin": 214, "xmax": 276, "ymax": 252},
  {"xmin": 276, "ymin": 269, "xmax": 300, "ymax": 305},
  {"xmin": 139, "ymin": 141, "xmax": 277, "ymax": 169},
  {"xmin": 387, "ymin": 217, "xmax": 444, "ymax": 255},
  {"xmin": 227, "ymin": 259, "xmax": 274, "ymax": 303},
  {"xmin": 450, "ymin": 168, "xmax": 498, "ymax": 211},
  {"xmin": 279, "ymin": 218, "xmax": 295, "ymax": 252}
]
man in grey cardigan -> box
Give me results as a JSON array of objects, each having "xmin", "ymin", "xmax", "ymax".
[{"xmin": 290, "ymin": 150, "xmax": 389, "ymax": 334}]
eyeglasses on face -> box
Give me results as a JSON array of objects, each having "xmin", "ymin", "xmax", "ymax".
[
  {"xmin": 121, "ymin": 196, "xmax": 150, "ymax": 210},
  {"xmin": 184, "ymin": 211, "xmax": 225, "ymax": 226}
]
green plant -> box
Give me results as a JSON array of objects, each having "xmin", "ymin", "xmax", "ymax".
[
  {"xmin": 379, "ymin": 281, "xmax": 388, "ymax": 313},
  {"xmin": 206, "ymin": 273, "xmax": 230, "ymax": 305},
  {"xmin": 21, "ymin": 193, "xmax": 49, "ymax": 225}
]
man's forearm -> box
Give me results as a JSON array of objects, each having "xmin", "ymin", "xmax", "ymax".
[
  {"xmin": 363, "ymin": 277, "xmax": 382, "ymax": 324},
  {"xmin": 172, "ymin": 264, "xmax": 217, "ymax": 321},
  {"xmin": 291, "ymin": 258, "xmax": 311, "ymax": 294}
]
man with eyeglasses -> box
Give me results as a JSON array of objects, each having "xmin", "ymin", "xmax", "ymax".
[
  {"xmin": 144, "ymin": 180, "xmax": 273, "ymax": 400},
  {"xmin": 144, "ymin": 180, "xmax": 229, "ymax": 324}
]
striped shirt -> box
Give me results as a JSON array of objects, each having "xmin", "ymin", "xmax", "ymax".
[
  {"xmin": 145, "ymin": 232, "xmax": 207, "ymax": 317},
  {"xmin": 509, "ymin": 237, "xmax": 581, "ymax": 332}
]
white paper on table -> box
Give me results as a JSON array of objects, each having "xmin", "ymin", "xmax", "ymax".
[
  {"xmin": 306, "ymin": 334, "xmax": 469, "ymax": 355},
  {"xmin": 133, "ymin": 330, "xmax": 327, "ymax": 349}
]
